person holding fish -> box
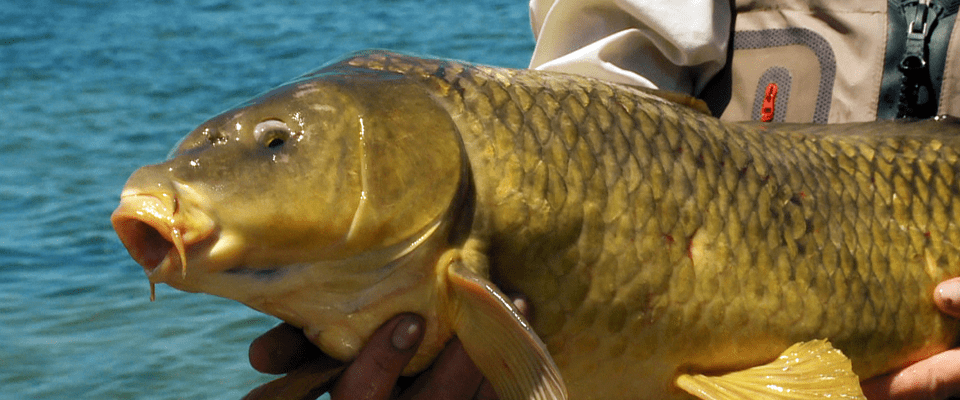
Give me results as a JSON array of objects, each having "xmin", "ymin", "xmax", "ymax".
[{"xmin": 237, "ymin": 0, "xmax": 960, "ymax": 398}]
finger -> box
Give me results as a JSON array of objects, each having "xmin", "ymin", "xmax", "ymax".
[
  {"xmin": 474, "ymin": 380, "xmax": 499, "ymax": 400},
  {"xmin": 934, "ymin": 278, "xmax": 960, "ymax": 319},
  {"xmin": 861, "ymin": 348, "xmax": 960, "ymax": 400},
  {"xmin": 242, "ymin": 357, "xmax": 345, "ymax": 400},
  {"xmin": 401, "ymin": 338, "xmax": 485, "ymax": 400},
  {"xmin": 249, "ymin": 323, "xmax": 324, "ymax": 374},
  {"xmin": 330, "ymin": 314, "xmax": 424, "ymax": 400}
]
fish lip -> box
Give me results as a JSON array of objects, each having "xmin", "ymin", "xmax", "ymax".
[{"xmin": 111, "ymin": 193, "xmax": 216, "ymax": 280}]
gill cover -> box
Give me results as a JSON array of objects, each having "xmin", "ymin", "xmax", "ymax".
[{"xmin": 320, "ymin": 64, "xmax": 467, "ymax": 256}]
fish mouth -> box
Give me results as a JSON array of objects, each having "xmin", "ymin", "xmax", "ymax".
[{"xmin": 111, "ymin": 193, "xmax": 216, "ymax": 295}]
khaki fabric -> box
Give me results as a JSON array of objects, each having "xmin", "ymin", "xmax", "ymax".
[
  {"xmin": 722, "ymin": 0, "xmax": 888, "ymax": 123},
  {"xmin": 941, "ymin": 15, "xmax": 960, "ymax": 117}
]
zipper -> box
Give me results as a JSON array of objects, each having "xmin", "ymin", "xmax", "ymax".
[{"xmin": 896, "ymin": 0, "xmax": 942, "ymax": 118}]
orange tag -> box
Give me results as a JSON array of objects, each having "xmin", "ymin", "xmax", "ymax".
[{"xmin": 761, "ymin": 83, "xmax": 778, "ymax": 122}]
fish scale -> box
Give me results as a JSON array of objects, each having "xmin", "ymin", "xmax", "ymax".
[{"xmin": 345, "ymin": 52, "xmax": 960, "ymax": 398}]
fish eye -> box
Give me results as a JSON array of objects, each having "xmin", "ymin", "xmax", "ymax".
[
  {"xmin": 254, "ymin": 119, "xmax": 293, "ymax": 149},
  {"xmin": 267, "ymin": 137, "xmax": 285, "ymax": 148}
]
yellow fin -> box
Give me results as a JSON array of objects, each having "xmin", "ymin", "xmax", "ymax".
[
  {"xmin": 633, "ymin": 87, "xmax": 713, "ymax": 115},
  {"xmin": 675, "ymin": 340, "xmax": 865, "ymax": 399},
  {"xmin": 447, "ymin": 260, "xmax": 567, "ymax": 400}
]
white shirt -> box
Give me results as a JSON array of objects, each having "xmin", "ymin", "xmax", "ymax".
[{"xmin": 528, "ymin": 0, "xmax": 730, "ymax": 96}]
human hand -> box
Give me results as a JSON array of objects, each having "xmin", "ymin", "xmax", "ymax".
[
  {"xmin": 244, "ymin": 297, "xmax": 531, "ymax": 400},
  {"xmin": 861, "ymin": 277, "xmax": 960, "ymax": 399}
]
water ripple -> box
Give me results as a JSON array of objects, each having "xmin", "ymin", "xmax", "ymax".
[{"xmin": 0, "ymin": 0, "xmax": 533, "ymax": 398}]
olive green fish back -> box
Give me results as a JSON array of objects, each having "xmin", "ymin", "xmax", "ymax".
[{"xmin": 340, "ymin": 51, "xmax": 960, "ymax": 397}]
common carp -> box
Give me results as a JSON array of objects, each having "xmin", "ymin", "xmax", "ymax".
[{"xmin": 112, "ymin": 50, "xmax": 960, "ymax": 399}]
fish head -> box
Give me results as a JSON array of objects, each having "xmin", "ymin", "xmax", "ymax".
[{"xmin": 112, "ymin": 62, "xmax": 466, "ymax": 364}]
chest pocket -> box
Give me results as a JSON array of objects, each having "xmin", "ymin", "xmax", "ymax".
[
  {"xmin": 720, "ymin": 0, "xmax": 959, "ymax": 123},
  {"xmin": 723, "ymin": 28, "xmax": 836, "ymax": 123}
]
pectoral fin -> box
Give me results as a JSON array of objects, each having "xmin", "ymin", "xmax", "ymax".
[
  {"xmin": 675, "ymin": 340, "xmax": 864, "ymax": 399},
  {"xmin": 446, "ymin": 261, "xmax": 567, "ymax": 400}
]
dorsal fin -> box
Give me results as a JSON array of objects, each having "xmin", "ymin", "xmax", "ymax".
[{"xmin": 634, "ymin": 87, "xmax": 713, "ymax": 115}]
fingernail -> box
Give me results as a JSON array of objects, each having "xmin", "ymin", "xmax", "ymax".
[
  {"xmin": 937, "ymin": 280, "xmax": 960, "ymax": 316},
  {"xmin": 512, "ymin": 297, "xmax": 529, "ymax": 315},
  {"xmin": 391, "ymin": 316, "xmax": 422, "ymax": 351}
]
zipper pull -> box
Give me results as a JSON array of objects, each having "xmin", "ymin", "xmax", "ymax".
[
  {"xmin": 760, "ymin": 83, "xmax": 778, "ymax": 122},
  {"xmin": 901, "ymin": 0, "xmax": 932, "ymax": 72}
]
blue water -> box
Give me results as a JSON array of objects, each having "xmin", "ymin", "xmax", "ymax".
[{"xmin": 0, "ymin": 0, "xmax": 534, "ymax": 398}]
